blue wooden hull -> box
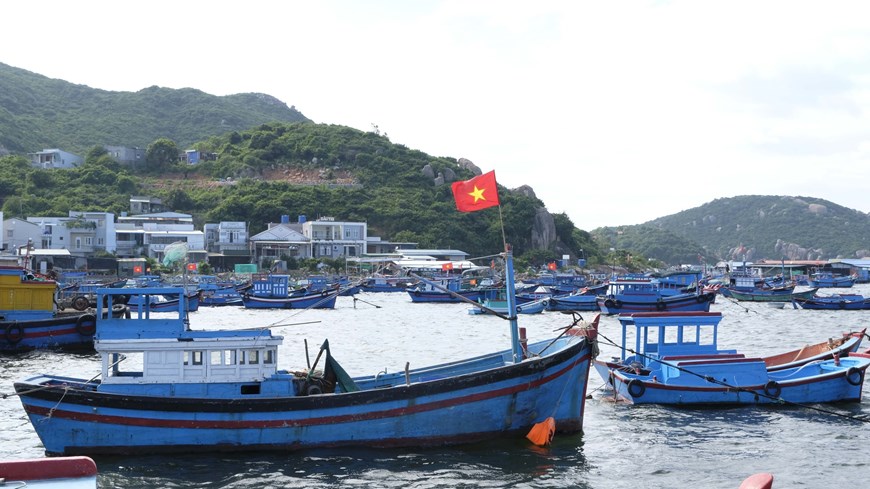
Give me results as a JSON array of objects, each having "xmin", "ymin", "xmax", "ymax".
[
  {"xmin": 546, "ymin": 294, "xmax": 600, "ymax": 311},
  {"xmin": 792, "ymin": 294, "xmax": 870, "ymax": 310},
  {"xmin": 596, "ymin": 356, "xmax": 869, "ymax": 405},
  {"xmin": 15, "ymin": 333, "xmax": 595, "ymax": 455},
  {"xmin": 1, "ymin": 306, "xmax": 127, "ymax": 352},
  {"xmin": 242, "ymin": 291, "xmax": 337, "ymax": 309},
  {"xmin": 597, "ymin": 292, "xmax": 715, "ymax": 315},
  {"xmin": 407, "ymin": 289, "xmax": 485, "ymax": 303}
]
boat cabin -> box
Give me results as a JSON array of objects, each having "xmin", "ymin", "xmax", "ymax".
[
  {"xmin": 94, "ymin": 287, "xmax": 284, "ymax": 394},
  {"xmin": 615, "ymin": 312, "xmax": 736, "ymax": 368}
]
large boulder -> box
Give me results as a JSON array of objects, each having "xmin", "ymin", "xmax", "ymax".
[
  {"xmin": 456, "ymin": 158, "xmax": 482, "ymax": 175},
  {"xmin": 531, "ymin": 207, "xmax": 557, "ymax": 250}
]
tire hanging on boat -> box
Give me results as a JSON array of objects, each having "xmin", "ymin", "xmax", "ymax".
[
  {"xmin": 75, "ymin": 314, "xmax": 97, "ymax": 336},
  {"xmin": 604, "ymin": 299, "xmax": 615, "ymax": 309},
  {"xmin": 763, "ymin": 380, "xmax": 781, "ymax": 398},
  {"xmin": 5, "ymin": 324, "xmax": 24, "ymax": 344},
  {"xmin": 845, "ymin": 367, "xmax": 864, "ymax": 386},
  {"xmin": 626, "ymin": 379, "xmax": 645, "ymax": 398},
  {"xmin": 656, "ymin": 300, "xmax": 666, "ymax": 311}
]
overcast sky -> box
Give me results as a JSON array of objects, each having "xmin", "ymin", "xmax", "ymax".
[{"xmin": 4, "ymin": 1, "xmax": 870, "ymax": 229}]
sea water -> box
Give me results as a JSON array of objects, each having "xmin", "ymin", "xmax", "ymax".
[{"xmin": 2, "ymin": 287, "xmax": 869, "ymax": 488}]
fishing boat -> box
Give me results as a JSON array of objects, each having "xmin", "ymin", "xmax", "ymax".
[
  {"xmin": 0, "ymin": 266, "xmax": 128, "ymax": 353},
  {"xmin": 0, "ymin": 456, "xmax": 97, "ymax": 488},
  {"xmin": 241, "ymin": 274, "xmax": 338, "ymax": 309},
  {"xmin": 807, "ymin": 272, "xmax": 855, "ymax": 288},
  {"xmin": 596, "ymin": 277, "xmax": 716, "ymax": 315},
  {"xmin": 14, "ymin": 250, "xmax": 598, "ymax": 456},
  {"xmin": 127, "ymin": 290, "xmax": 201, "ymax": 312},
  {"xmin": 594, "ymin": 312, "xmax": 869, "ymax": 405},
  {"xmin": 544, "ymin": 289, "xmax": 600, "ymax": 312},
  {"xmin": 792, "ymin": 293, "xmax": 870, "ymax": 310},
  {"xmin": 468, "ymin": 294, "xmax": 548, "ymax": 315},
  {"xmin": 196, "ymin": 275, "xmax": 244, "ymax": 306},
  {"xmin": 728, "ymin": 286, "xmax": 817, "ymax": 303}
]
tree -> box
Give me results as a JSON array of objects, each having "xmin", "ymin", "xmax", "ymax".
[{"xmin": 145, "ymin": 138, "xmax": 180, "ymax": 172}]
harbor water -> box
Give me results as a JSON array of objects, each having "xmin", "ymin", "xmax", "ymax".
[{"xmin": 2, "ymin": 287, "xmax": 869, "ymax": 488}]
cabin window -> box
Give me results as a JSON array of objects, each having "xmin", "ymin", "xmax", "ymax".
[
  {"xmin": 699, "ymin": 325, "xmax": 715, "ymax": 346},
  {"xmin": 210, "ymin": 349, "xmax": 236, "ymax": 366},
  {"xmin": 682, "ymin": 326, "xmax": 698, "ymax": 344},
  {"xmin": 184, "ymin": 350, "xmax": 204, "ymax": 366},
  {"xmin": 242, "ymin": 349, "xmax": 260, "ymax": 365},
  {"xmin": 644, "ymin": 326, "xmax": 659, "ymax": 346},
  {"xmin": 264, "ymin": 349, "xmax": 275, "ymax": 364},
  {"xmin": 108, "ymin": 351, "xmax": 144, "ymax": 378},
  {"xmin": 663, "ymin": 326, "xmax": 679, "ymax": 345}
]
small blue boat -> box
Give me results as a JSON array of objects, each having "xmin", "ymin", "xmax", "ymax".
[
  {"xmin": 242, "ymin": 274, "xmax": 338, "ymax": 309},
  {"xmin": 594, "ymin": 312, "xmax": 869, "ymax": 405},
  {"xmin": 596, "ymin": 278, "xmax": 715, "ymax": 315},
  {"xmin": 14, "ymin": 251, "xmax": 598, "ymax": 456},
  {"xmin": 792, "ymin": 293, "xmax": 870, "ymax": 310},
  {"xmin": 807, "ymin": 272, "xmax": 855, "ymax": 288}
]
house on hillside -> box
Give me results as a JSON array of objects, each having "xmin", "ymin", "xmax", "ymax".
[
  {"xmin": 105, "ymin": 146, "xmax": 145, "ymax": 167},
  {"xmin": 29, "ymin": 148, "xmax": 83, "ymax": 169}
]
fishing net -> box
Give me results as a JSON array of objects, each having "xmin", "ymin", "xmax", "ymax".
[{"xmin": 162, "ymin": 241, "xmax": 189, "ymax": 267}]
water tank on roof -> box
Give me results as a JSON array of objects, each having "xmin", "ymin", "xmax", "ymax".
[
  {"xmin": 281, "ymin": 215, "xmax": 289, "ymax": 224},
  {"xmin": 298, "ymin": 215, "xmax": 306, "ymax": 223}
]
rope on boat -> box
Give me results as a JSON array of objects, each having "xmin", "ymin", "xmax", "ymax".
[
  {"xmin": 406, "ymin": 271, "xmax": 512, "ymax": 320},
  {"xmin": 722, "ymin": 294, "xmax": 755, "ymax": 313},
  {"xmin": 596, "ymin": 331, "xmax": 870, "ymax": 424}
]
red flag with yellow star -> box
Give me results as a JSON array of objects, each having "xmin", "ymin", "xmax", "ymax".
[{"xmin": 451, "ymin": 170, "xmax": 500, "ymax": 212}]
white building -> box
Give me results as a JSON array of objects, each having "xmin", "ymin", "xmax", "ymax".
[
  {"xmin": 2, "ymin": 217, "xmax": 43, "ymax": 254},
  {"xmin": 26, "ymin": 212, "xmax": 116, "ymax": 255},
  {"xmin": 302, "ymin": 217, "xmax": 367, "ymax": 258},
  {"xmin": 28, "ymin": 149, "xmax": 83, "ymax": 169}
]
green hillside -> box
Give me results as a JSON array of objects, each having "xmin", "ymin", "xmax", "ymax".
[
  {"xmin": 0, "ymin": 62, "xmax": 308, "ymax": 155},
  {"xmin": 597, "ymin": 195, "xmax": 870, "ymax": 262}
]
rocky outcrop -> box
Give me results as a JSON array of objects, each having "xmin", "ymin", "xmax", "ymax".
[
  {"xmin": 531, "ymin": 207, "xmax": 557, "ymax": 250},
  {"xmin": 421, "ymin": 164, "xmax": 435, "ymax": 180},
  {"xmin": 457, "ymin": 158, "xmax": 482, "ymax": 175},
  {"xmin": 513, "ymin": 185, "xmax": 537, "ymax": 200},
  {"xmin": 774, "ymin": 239, "xmax": 825, "ymax": 260}
]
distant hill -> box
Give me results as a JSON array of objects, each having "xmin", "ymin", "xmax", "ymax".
[
  {"xmin": 0, "ymin": 62, "xmax": 309, "ymax": 155},
  {"xmin": 594, "ymin": 195, "xmax": 870, "ymax": 263}
]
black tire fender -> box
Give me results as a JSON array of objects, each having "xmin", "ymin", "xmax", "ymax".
[
  {"xmin": 627, "ymin": 379, "xmax": 646, "ymax": 398},
  {"xmin": 763, "ymin": 380, "xmax": 781, "ymax": 397},
  {"xmin": 76, "ymin": 314, "xmax": 97, "ymax": 336},
  {"xmin": 5, "ymin": 324, "xmax": 24, "ymax": 344},
  {"xmin": 846, "ymin": 367, "xmax": 864, "ymax": 386}
]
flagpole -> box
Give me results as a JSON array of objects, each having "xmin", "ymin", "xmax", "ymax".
[
  {"xmin": 497, "ymin": 203, "xmax": 523, "ymax": 363},
  {"xmin": 497, "ymin": 205, "xmax": 507, "ymax": 252}
]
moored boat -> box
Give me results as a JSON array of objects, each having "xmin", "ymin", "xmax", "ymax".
[
  {"xmin": 792, "ymin": 293, "xmax": 870, "ymax": 310},
  {"xmin": 0, "ymin": 455, "xmax": 97, "ymax": 488},
  {"xmin": 1, "ymin": 266, "xmax": 128, "ymax": 353},
  {"xmin": 596, "ymin": 278, "xmax": 715, "ymax": 315},
  {"xmin": 594, "ymin": 312, "xmax": 869, "ymax": 405},
  {"xmin": 807, "ymin": 272, "xmax": 855, "ymax": 288},
  {"xmin": 14, "ymin": 251, "xmax": 599, "ymax": 456},
  {"xmin": 728, "ymin": 287, "xmax": 817, "ymax": 302}
]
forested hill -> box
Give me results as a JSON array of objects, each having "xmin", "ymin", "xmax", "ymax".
[
  {"xmin": 0, "ymin": 62, "xmax": 308, "ymax": 155},
  {"xmin": 594, "ymin": 195, "xmax": 870, "ymax": 263}
]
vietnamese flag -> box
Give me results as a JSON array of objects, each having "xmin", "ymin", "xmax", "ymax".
[
  {"xmin": 451, "ymin": 170, "xmax": 500, "ymax": 212},
  {"xmin": 441, "ymin": 262, "xmax": 454, "ymax": 271}
]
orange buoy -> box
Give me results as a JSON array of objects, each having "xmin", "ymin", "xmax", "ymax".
[{"xmin": 526, "ymin": 417, "xmax": 556, "ymax": 446}]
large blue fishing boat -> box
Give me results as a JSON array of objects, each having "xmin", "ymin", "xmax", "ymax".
[{"xmin": 14, "ymin": 251, "xmax": 598, "ymax": 456}]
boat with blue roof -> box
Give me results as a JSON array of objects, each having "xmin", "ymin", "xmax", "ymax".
[
  {"xmin": 594, "ymin": 311, "xmax": 869, "ymax": 405},
  {"xmin": 14, "ymin": 250, "xmax": 599, "ymax": 456}
]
